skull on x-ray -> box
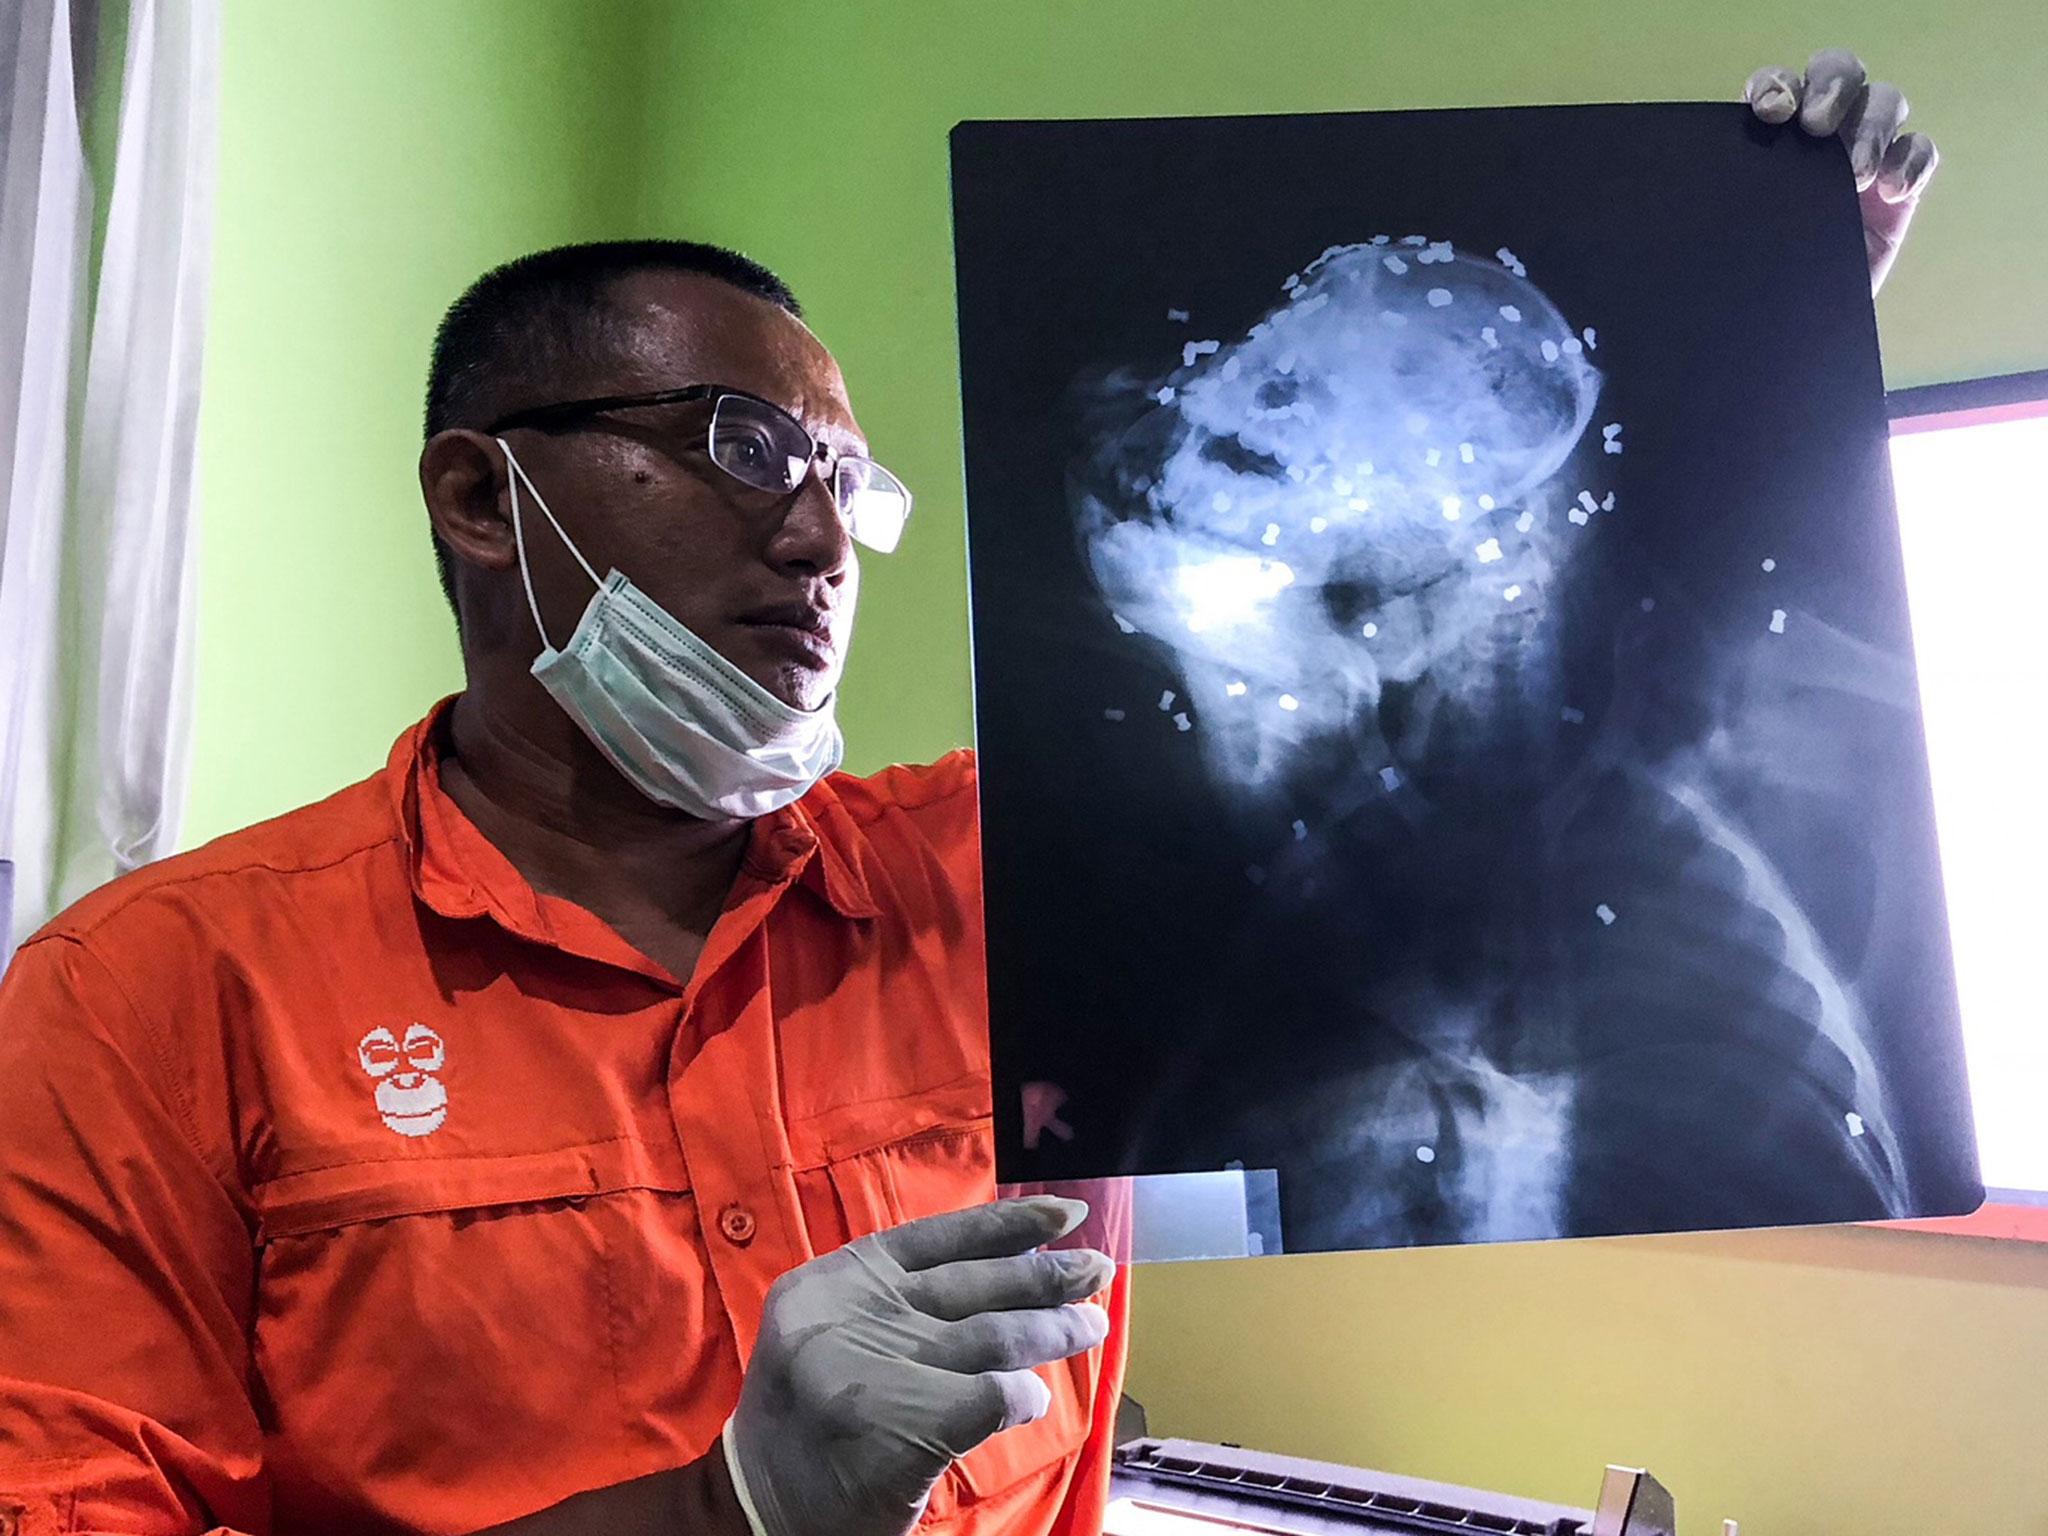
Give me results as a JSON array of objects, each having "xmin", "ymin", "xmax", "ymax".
[{"xmin": 1075, "ymin": 238, "xmax": 1610, "ymax": 799}]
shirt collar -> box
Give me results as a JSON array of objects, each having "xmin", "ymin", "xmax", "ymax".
[{"xmin": 386, "ymin": 699, "xmax": 880, "ymax": 942}]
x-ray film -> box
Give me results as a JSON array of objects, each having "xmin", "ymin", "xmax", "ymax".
[{"xmin": 953, "ymin": 104, "xmax": 1982, "ymax": 1257}]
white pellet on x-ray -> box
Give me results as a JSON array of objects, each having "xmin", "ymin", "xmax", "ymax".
[
  {"xmin": 1416, "ymin": 1144, "xmax": 1438, "ymax": 1163},
  {"xmin": 1562, "ymin": 337, "xmax": 1584, "ymax": 357},
  {"xmin": 1212, "ymin": 491, "xmax": 1234, "ymax": 513},
  {"xmin": 1104, "ymin": 708, "xmax": 1126, "ymax": 722},
  {"xmin": 1278, "ymin": 694, "xmax": 1301, "ymax": 712},
  {"xmin": 1155, "ymin": 386, "xmax": 1176, "ymax": 405},
  {"xmin": 1309, "ymin": 516, "xmax": 1329, "ymax": 534},
  {"xmin": 1480, "ymin": 325, "xmax": 1500, "ymax": 348},
  {"xmin": 1442, "ymin": 496, "xmax": 1462, "ymax": 520},
  {"xmin": 1226, "ymin": 680, "xmax": 1248, "ymax": 696},
  {"xmin": 1568, "ymin": 508, "xmax": 1590, "ymax": 526},
  {"xmin": 1349, "ymin": 497, "xmax": 1371, "ymax": 512},
  {"xmin": 1379, "ymin": 765, "xmax": 1402, "ymax": 791},
  {"xmin": 1500, "ymin": 304, "xmax": 1523, "ymax": 322},
  {"xmin": 1561, "ymin": 706, "xmax": 1586, "ymax": 724},
  {"xmin": 1762, "ymin": 557, "xmax": 1777, "ymax": 572},
  {"xmin": 1846, "ymin": 1111, "xmax": 1867, "ymax": 1138},
  {"xmin": 1182, "ymin": 339, "xmax": 1220, "ymax": 368},
  {"xmin": 1174, "ymin": 712, "xmax": 1193, "ymax": 732},
  {"xmin": 1262, "ymin": 522, "xmax": 1281, "ymax": 546},
  {"xmin": 1541, "ymin": 339, "xmax": 1561, "ymax": 362},
  {"xmin": 1459, "ymin": 442, "xmax": 1477, "ymax": 463},
  {"xmin": 1595, "ymin": 903, "xmax": 1617, "ymax": 925},
  {"xmin": 1362, "ymin": 622, "xmax": 1379, "ymax": 638},
  {"xmin": 1292, "ymin": 819, "xmax": 1308, "ymax": 841},
  {"xmin": 1578, "ymin": 491, "xmax": 1600, "ymax": 515},
  {"xmin": 1478, "ymin": 493, "xmax": 1496, "ymax": 510},
  {"xmin": 1475, "ymin": 538, "xmax": 1504, "ymax": 564},
  {"xmin": 1503, "ymin": 584, "xmax": 1523, "ymax": 601},
  {"xmin": 1582, "ymin": 326, "xmax": 1598, "ymax": 348},
  {"xmin": 1426, "ymin": 448, "xmax": 1444, "ymax": 467},
  {"xmin": 1384, "ymin": 255, "xmax": 1409, "ymax": 275},
  {"xmin": 1516, "ymin": 510, "xmax": 1535, "ymax": 532},
  {"xmin": 1601, "ymin": 491, "xmax": 1615, "ymax": 511},
  {"xmin": 1159, "ymin": 690, "xmax": 1176, "ymax": 711},
  {"xmin": 1167, "ymin": 307, "xmax": 1190, "ymax": 322},
  {"xmin": 1427, "ymin": 287, "xmax": 1453, "ymax": 307},
  {"xmin": 1770, "ymin": 608, "xmax": 1788, "ymax": 634}
]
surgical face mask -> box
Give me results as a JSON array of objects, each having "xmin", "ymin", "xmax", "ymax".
[{"xmin": 496, "ymin": 438, "xmax": 845, "ymax": 821}]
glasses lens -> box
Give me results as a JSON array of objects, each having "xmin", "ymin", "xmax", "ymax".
[
  {"xmin": 837, "ymin": 458, "xmax": 912, "ymax": 553},
  {"xmin": 710, "ymin": 395, "xmax": 812, "ymax": 493}
]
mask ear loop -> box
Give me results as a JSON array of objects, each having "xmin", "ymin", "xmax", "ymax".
[{"xmin": 497, "ymin": 437, "xmax": 602, "ymax": 651}]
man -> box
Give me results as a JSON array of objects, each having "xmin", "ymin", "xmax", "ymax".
[{"xmin": 0, "ymin": 51, "xmax": 1935, "ymax": 1536}]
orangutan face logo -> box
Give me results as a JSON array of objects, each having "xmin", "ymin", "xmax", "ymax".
[{"xmin": 356, "ymin": 1023, "xmax": 449, "ymax": 1138}]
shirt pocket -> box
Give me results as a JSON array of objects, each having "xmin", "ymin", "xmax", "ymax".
[
  {"xmin": 252, "ymin": 1136, "xmax": 689, "ymax": 1237},
  {"xmin": 251, "ymin": 1138, "xmax": 696, "ymax": 1533},
  {"xmin": 823, "ymin": 1125, "xmax": 1098, "ymax": 1524}
]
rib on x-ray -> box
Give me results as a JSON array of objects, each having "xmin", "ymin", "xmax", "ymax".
[{"xmin": 951, "ymin": 106, "xmax": 1981, "ymax": 1254}]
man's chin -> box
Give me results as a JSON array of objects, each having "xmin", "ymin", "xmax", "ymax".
[{"xmin": 754, "ymin": 658, "xmax": 841, "ymax": 715}]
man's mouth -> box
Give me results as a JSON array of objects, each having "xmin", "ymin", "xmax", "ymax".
[
  {"xmin": 738, "ymin": 601, "xmax": 831, "ymax": 634},
  {"xmin": 736, "ymin": 603, "xmax": 837, "ymax": 666}
]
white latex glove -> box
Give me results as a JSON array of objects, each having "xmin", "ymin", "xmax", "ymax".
[
  {"xmin": 1745, "ymin": 48, "xmax": 1940, "ymax": 294},
  {"xmin": 721, "ymin": 1195, "xmax": 1114, "ymax": 1536}
]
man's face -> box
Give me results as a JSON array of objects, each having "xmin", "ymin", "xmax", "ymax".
[{"xmin": 498, "ymin": 270, "xmax": 864, "ymax": 713}]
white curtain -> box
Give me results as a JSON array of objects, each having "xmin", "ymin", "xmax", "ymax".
[{"xmin": 0, "ymin": 0, "xmax": 218, "ymax": 963}]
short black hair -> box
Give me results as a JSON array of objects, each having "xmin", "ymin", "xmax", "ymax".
[{"xmin": 421, "ymin": 239, "xmax": 803, "ymax": 627}]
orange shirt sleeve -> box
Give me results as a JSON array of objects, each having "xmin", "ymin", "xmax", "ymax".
[
  {"xmin": 1044, "ymin": 1263, "xmax": 1131, "ymax": 1536},
  {"xmin": 0, "ymin": 936, "xmax": 266, "ymax": 1536}
]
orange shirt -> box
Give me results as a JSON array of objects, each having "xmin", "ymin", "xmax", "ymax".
[{"xmin": 0, "ymin": 705, "xmax": 1128, "ymax": 1536}]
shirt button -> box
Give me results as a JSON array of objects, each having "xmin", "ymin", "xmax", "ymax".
[{"xmin": 718, "ymin": 1204, "xmax": 758, "ymax": 1246}]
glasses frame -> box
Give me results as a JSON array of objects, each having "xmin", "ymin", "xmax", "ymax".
[{"xmin": 484, "ymin": 383, "xmax": 912, "ymax": 552}]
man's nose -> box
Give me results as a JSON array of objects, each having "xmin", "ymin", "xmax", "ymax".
[
  {"xmin": 765, "ymin": 471, "xmax": 853, "ymax": 582},
  {"xmin": 394, "ymin": 1070, "xmax": 423, "ymax": 1089}
]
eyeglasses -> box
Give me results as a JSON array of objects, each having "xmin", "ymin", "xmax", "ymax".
[{"xmin": 485, "ymin": 383, "xmax": 913, "ymax": 554}]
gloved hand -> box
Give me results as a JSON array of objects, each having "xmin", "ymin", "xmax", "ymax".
[
  {"xmin": 1744, "ymin": 48, "xmax": 1940, "ymax": 293},
  {"xmin": 721, "ymin": 1195, "xmax": 1114, "ymax": 1536}
]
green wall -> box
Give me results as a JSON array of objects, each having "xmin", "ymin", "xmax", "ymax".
[
  {"xmin": 187, "ymin": 0, "xmax": 668, "ymax": 843},
  {"xmin": 193, "ymin": 2, "xmax": 2048, "ymax": 1531}
]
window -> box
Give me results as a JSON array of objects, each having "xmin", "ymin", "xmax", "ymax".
[{"xmin": 1887, "ymin": 370, "xmax": 2048, "ymax": 1237}]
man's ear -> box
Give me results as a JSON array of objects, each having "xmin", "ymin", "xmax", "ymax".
[{"xmin": 420, "ymin": 430, "xmax": 517, "ymax": 575}]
